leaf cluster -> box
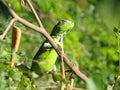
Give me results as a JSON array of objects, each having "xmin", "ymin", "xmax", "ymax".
[{"xmin": 1, "ymin": 0, "xmax": 120, "ymax": 89}]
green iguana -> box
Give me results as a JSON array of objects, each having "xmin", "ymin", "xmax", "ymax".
[{"xmin": 31, "ymin": 20, "xmax": 74, "ymax": 75}]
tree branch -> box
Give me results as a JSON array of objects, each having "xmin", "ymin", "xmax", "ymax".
[
  {"xmin": 60, "ymin": 54, "xmax": 66, "ymax": 90},
  {"xmin": 26, "ymin": 0, "xmax": 43, "ymax": 27},
  {"xmin": 41, "ymin": 85, "xmax": 85, "ymax": 90},
  {"xmin": 0, "ymin": 1, "xmax": 89, "ymax": 83},
  {"xmin": 0, "ymin": 18, "xmax": 17, "ymax": 40}
]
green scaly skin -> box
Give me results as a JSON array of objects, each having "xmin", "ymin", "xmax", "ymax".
[{"xmin": 31, "ymin": 20, "xmax": 74, "ymax": 75}]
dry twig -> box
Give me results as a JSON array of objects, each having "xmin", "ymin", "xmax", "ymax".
[
  {"xmin": 26, "ymin": 0, "xmax": 43, "ymax": 27},
  {"xmin": 60, "ymin": 53, "xmax": 66, "ymax": 90}
]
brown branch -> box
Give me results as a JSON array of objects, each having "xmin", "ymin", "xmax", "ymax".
[
  {"xmin": 70, "ymin": 76, "xmax": 74, "ymax": 90},
  {"xmin": 0, "ymin": 18, "xmax": 17, "ymax": 40},
  {"xmin": 26, "ymin": 0, "xmax": 43, "ymax": 27},
  {"xmin": 60, "ymin": 54, "xmax": 65, "ymax": 90},
  {"xmin": 0, "ymin": 1, "xmax": 89, "ymax": 83},
  {"xmin": 41, "ymin": 85, "xmax": 85, "ymax": 90}
]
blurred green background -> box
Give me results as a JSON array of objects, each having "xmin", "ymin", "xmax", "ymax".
[{"xmin": 0, "ymin": 0, "xmax": 120, "ymax": 89}]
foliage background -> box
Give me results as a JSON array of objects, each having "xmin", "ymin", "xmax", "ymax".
[{"xmin": 0, "ymin": 0, "xmax": 120, "ymax": 90}]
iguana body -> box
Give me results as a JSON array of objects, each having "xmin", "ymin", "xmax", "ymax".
[{"xmin": 31, "ymin": 20, "xmax": 74, "ymax": 75}]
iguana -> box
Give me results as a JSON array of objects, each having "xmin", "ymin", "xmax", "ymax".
[{"xmin": 31, "ymin": 20, "xmax": 74, "ymax": 75}]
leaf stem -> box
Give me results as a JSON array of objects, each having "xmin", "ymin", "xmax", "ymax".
[
  {"xmin": 118, "ymin": 38, "xmax": 120, "ymax": 74},
  {"xmin": 112, "ymin": 38, "xmax": 120, "ymax": 89}
]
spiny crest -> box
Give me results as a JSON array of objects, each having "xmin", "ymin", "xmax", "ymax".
[{"xmin": 50, "ymin": 20, "xmax": 74, "ymax": 36}]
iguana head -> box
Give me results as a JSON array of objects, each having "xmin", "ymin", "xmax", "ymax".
[{"xmin": 50, "ymin": 20, "xmax": 74, "ymax": 36}]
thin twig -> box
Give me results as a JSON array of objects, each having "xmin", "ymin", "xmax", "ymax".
[
  {"xmin": 112, "ymin": 38, "xmax": 120, "ymax": 89},
  {"xmin": 0, "ymin": 18, "xmax": 17, "ymax": 40},
  {"xmin": 26, "ymin": 0, "xmax": 43, "ymax": 27},
  {"xmin": 41, "ymin": 85, "xmax": 85, "ymax": 90},
  {"xmin": 70, "ymin": 76, "xmax": 74, "ymax": 90},
  {"xmin": 0, "ymin": 0, "xmax": 89, "ymax": 83},
  {"xmin": 60, "ymin": 52, "xmax": 65, "ymax": 90},
  {"xmin": 118, "ymin": 38, "xmax": 120, "ymax": 74}
]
